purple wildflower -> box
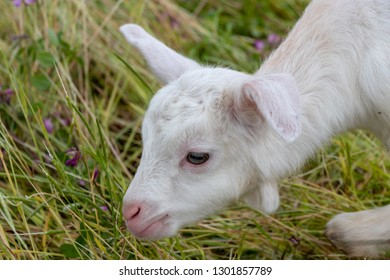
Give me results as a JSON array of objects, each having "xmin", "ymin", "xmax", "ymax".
[
  {"xmin": 10, "ymin": 34, "xmax": 29, "ymax": 42},
  {"xmin": 65, "ymin": 148, "xmax": 81, "ymax": 167},
  {"xmin": 4, "ymin": 88, "xmax": 14, "ymax": 95},
  {"xmin": 78, "ymin": 179, "xmax": 87, "ymax": 187},
  {"xmin": 254, "ymin": 40, "xmax": 265, "ymax": 52},
  {"xmin": 53, "ymin": 112, "xmax": 72, "ymax": 127},
  {"xmin": 288, "ymin": 236, "xmax": 301, "ymax": 246},
  {"xmin": 43, "ymin": 118, "xmax": 54, "ymax": 134},
  {"xmin": 99, "ymin": 205, "xmax": 109, "ymax": 211},
  {"xmin": 12, "ymin": 0, "xmax": 23, "ymax": 7},
  {"xmin": 13, "ymin": 0, "xmax": 36, "ymax": 7},
  {"xmin": 267, "ymin": 33, "xmax": 281, "ymax": 45},
  {"xmin": 0, "ymin": 88, "xmax": 14, "ymax": 105},
  {"xmin": 92, "ymin": 167, "xmax": 99, "ymax": 181},
  {"xmin": 170, "ymin": 18, "xmax": 179, "ymax": 30},
  {"xmin": 58, "ymin": 117, "xmax": 71, "ymax": 127}
]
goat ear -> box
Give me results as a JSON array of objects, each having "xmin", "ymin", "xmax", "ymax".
[
  {"xmin": 240, "ymin": 73, "xmax": 302, "ymax": 142},
  {"xmin": 120, "ymin": 24, "xmax": 201, "ymax": 84},
  {"xmin": 241, "ymin": 181, "xmax": 279, "ymax": 214}
]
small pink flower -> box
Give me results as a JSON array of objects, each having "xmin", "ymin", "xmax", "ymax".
[
  {"xmin": 43, "ymin": 118, "xmax": 54, "ymax": 134},
  {"xmin": 13, "ymin": 0, "xmax": 36, "ymax": 7},
  {"xmin": 65, "ymin": 148, "xmax": 81, "ymax": 167},
  {"xmin": 78, "ymin": 179, "xmax": 87, "ymax": 187},
  {"xmin": 53, "ymin": 112, "xmax": 72, "ymax": 127},
  {"xmin": 267, "ymin": 33, "xmax": 281, "ymax": 45},
  {"xmin": 12, "ymin": 0, "xmax": 23, "ymax": 7},
  {"xmin": 59, "ymin": 117, "xmax": 71, "ymax": 127},
  {"xmin": 170, "ymin": 19, "xmax": 179, "ymax": 30},
  {"xmin": 99, "ymin": 205, "xmax": 109, "ymax": 211},
  {"xmin": 92, "ymin": 167, "xmax": 99, "ymax": 181},
  {"xmin": 254, "ymin": 40, "xmax": 265, "ymax": 52},
  {"xmin": 0, "ymin": 87, "xmax": 14, "ymax": 104},
  {"xmin": 4, "ymin": 88, "xmax": 14, "ymax": 95},
  {"xmin": 288, "ymin": 236, "xmax": 301, "ymax": 246}
]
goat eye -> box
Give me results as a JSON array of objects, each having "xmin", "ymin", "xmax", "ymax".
[{"xmin": 186, "ymin": 152, "xmax": 209, "ymax": 165}]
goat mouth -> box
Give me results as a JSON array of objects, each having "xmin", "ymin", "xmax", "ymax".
[{"xmin": 130, "ymin": 214, "xmax": 170, "ymax": 239}]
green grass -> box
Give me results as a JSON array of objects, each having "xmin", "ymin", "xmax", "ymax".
[{"xmin": 0, "ymin": 0, "xmax": 389, "ymax": 260}]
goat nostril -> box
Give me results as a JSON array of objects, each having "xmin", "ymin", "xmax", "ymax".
[
  {"xmin": 131, "ymin": 207, "xmax": 141, "ymax": 219},
  {"xmin": 124, "ymin": 204, "xmax": 142, "ymax": 221}
]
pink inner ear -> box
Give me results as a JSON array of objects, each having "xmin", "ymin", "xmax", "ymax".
[
  {"xmin": 231, "ymin": 85, "xmax": 265, "ymax": 133},
  {"xmin": 241, "ymin": 73, "xmax": 302, "ymax": 142}
]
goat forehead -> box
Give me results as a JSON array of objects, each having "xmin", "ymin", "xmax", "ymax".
[
  {"xmin": 146, "ymin": 115, "xmax": 213, "ymax": 150},
  {"xmin": 148, "ymin": 67, "xmax": 246, "ymax": 114},
  {"xmin": 145, "ymin": 88, "xmax": 222, "ymax": 132},
  {"xmin": 142, "ymin": 68, "xmax": 248, "ymax": 147}
]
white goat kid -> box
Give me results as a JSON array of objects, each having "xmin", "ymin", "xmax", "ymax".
[{"xmin": 120, "ymin": 0, "xmax": 390, "ymax": 257}]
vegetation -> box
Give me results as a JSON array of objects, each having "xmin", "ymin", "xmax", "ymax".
[{"xmin": 0, "ymin": 0, "xmax": 388, "ymax": 260}]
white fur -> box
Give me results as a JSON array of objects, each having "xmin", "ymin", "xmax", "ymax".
[{"xmin": 120, "ymin": 0, "xmax": 390, "ymax": 257}]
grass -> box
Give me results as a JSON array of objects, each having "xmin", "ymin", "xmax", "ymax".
[{"xmin": 0, "ymin": 0, "xmax": 389, "ymax": 260}]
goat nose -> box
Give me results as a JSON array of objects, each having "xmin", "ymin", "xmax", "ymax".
[{"xmin": 123, "ymin": 203, "xmax": 142, "ymax": 222}]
